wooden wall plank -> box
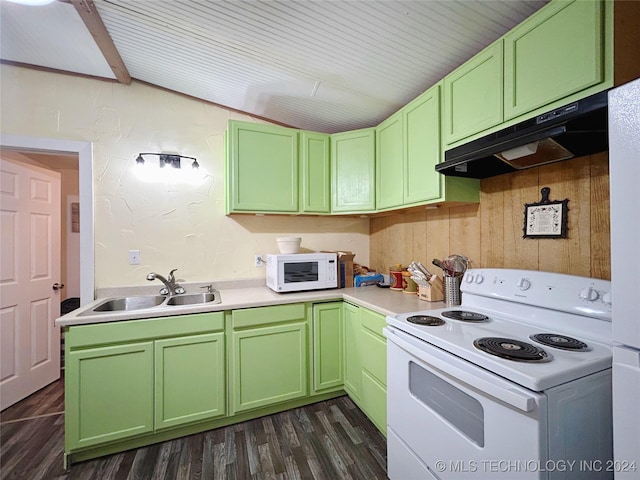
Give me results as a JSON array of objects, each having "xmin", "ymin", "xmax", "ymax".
[
  {"xmin": 503, "ymin": 169, "xmax": 539, "ymax": 270},
  {"xmin": 448, "ymin": 204, "xmax": 481, "ymax": 268},
  {"xmin": 480, "ymin": 175, "xmax": 507, "ymax": 268},
  {"xmin": 424, "ymin": 208, "xmax": 451, "ymax": 268},
  {"xmin": 537, "ymin": 157, "xmax": 592, "ymax": 276},
  {"xmin": 369, "ymin": 154, "xmax": 611, "ymax": 280},
  {"xmin": 589, "ymin": 152, "xmax": 611, "ymax": 279}
]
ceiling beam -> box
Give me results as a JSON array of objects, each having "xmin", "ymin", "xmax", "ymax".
[{"xmin": 70, "ymin": 0, "xmax": 131, "ymax": 84}]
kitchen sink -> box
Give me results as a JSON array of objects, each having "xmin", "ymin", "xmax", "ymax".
[
  {"xmin": 83, "ymin": 295, "xmax": 166, "ymax": 314},
  {"xmin": 166, "ymin": 292, "xmax": 220, "ymax": 306},
  {"xmin": 78, "ymin": 290, "xmax": 222, "ymax": 316}
]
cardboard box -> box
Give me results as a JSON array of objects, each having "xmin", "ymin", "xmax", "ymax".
[{"xmin": 323, "ymin": 251, "xmax": 356, "ymax": 288}]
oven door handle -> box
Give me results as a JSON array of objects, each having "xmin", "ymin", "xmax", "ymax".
[{"xmin": 384, "ymin": 327, "xmax": 537, "ymax": 413}]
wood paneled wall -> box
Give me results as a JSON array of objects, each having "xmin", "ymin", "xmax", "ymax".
[{"xmin": 370, "ymin": 152, "xmax": 610, "ymax": 279}]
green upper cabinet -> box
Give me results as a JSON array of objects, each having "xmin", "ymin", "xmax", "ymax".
[
  {"xmin": 504, "ymin": 0, "xmax": 606, "ymax": 120},
  {"xmin": 300, "ymin": 131, "xmax": 331, "ymax": 214},
  {"xmin": 443, "ymin": 41, "xmax": 504, "ymax": 145},
  {"xmin": 331, "ymin": 128, "xmax": 376, "ymax": 213},
  {"xmin": 376, "ymin": 111, "xmax": 404, "ymax": 210},
  {"xmin": 377, "ymin": 83, "xmax": 479, "ymax": 209},
  {"xmin": 227, "ymin": 120, "xmax": 299, "ymax": 213},
  {"xmin": 403, "ymin": 84, "xmax": 442, "ymax": 205}
]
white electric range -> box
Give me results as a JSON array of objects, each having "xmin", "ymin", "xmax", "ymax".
[{"xmin": 384, "ymin": 268, "xmax": 614, "ymax": 479}]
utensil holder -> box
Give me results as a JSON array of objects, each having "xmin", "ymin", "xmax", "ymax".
[{"xmin": 444, "ymin": 275, "xmax": 462, "ymax": 306}]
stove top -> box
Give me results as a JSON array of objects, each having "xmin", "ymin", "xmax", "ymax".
[{"xmin": 387, "ymin": 269, "xmax": 613, "ymax": 391}]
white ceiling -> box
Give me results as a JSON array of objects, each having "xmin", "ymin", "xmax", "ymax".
[{"xmin": 1, "ymin": 0, "xmax": 549, "ymax": 133}]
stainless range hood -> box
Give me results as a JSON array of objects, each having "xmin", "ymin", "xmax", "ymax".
[{"xmin": 436, "ymin": 90, "xmax": 609, "ymax": 179}]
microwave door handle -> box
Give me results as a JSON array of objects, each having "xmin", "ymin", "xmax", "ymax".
[{"xmin": 383, "ymin": 327, "xmax": 537, "ymax": 413}]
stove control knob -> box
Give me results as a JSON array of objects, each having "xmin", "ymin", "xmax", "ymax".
[
  {"xmin": 474, "ymin": 274, "xmax": 484, "ymax": 284},
  {"xmin": 517, "ymin": 277, "xmax": 531, "ymax": 291},
  {"xmin": 580, "ymin": 286, "xmax": 599, "ymax": 302},
  {"xmin": 465, "ymin": 274, "xmax": 474, "ymax": 283},
  {"xmin": 602, "ymin": 292, "xmax": 612, "ymax": 305}
]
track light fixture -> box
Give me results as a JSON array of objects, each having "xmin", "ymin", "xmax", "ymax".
[{"xmin": 135, "ymin": 153, "xmax": 199, "ymax": 169}]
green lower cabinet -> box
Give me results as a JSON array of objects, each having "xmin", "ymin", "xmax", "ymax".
[
  {"xmin": 361, "ymin": 370, "xmax": 387, "ymax": 435},
  {"xmin": 360, "ymin": 328, "xmax": 386, "ymax": 386},
  {"xmin": 154, "ymin": 332, "xmax": 226, "ymax": 430},
  {"xmin": 65, "ymin": 312, "xmax": 226, "ymax": 454},
  {"xmin": 342, "ymin": 303, "xmax": 387, "ymax": 435},
  {"xmin": 312, "ymin": 302, "xmax": 344, "ymax": 393},
  {"xmin": 230, "ymin": 304, "xmax": 308, "ymax": 414},
  {"xmin": 343, "ymin": 302, "xmax": 362, "ymax": 401},
  {"xmin": 359, "ymin": 309, "xmax": 387, "ymax": 435},
  {"xmin": 66, "ymin": 342, "xmax": 154, "ymax": 450}
]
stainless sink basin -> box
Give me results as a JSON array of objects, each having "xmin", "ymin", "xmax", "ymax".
[
  {"xmin": 77, "ymin": 289, "xmax": 221, "ymax": 316},
  {"xmin": 166, "ymin": 292, "xmax": 220, "ymax": 306},
  {"xmin": 82, "ymin": 295, "xmax": 166, "ymax": 315}
]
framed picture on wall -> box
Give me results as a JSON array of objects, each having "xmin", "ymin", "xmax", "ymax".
[{"xmin": 523, "ymin": 187, "xmax": 568, "ymax": 239}]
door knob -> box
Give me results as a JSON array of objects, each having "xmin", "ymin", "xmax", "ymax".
[{"xmin": 52, "ymin": 283, "xmax": 65, "ymax": 291}]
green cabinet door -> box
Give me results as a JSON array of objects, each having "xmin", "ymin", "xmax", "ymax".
[
  {"xmin": 504, "ymin": 0, "xmax": 605, "ymax": 120},
  {"xmin": 66, "ymin": 342, "xmax": 154, "ymax": 450},
  {"xmin": 312, "ymin": 302, "xmax": 343, "ymax": 393},
  {"xmin": 155, "ymin": 332, "xmax": 226, "ymax": 430},
  {"xmin": 300, "ymin": 131, "xmax": 331, "ymax": 213},
  {"xmin": 227, "ymin": 120, "xmax": 299, "ymax": 213},
  {"xmin": 230, "ymin": 306, "xmax": 308, "ymax": 414},
  {"xmin": 376, "ymin": 111, "xmax": 404, "ymax": 210},
  {"xmin": 361, "ymin": 370, "xmax": 387, "ymax": 435},
  {"xmin": 443, "ymin": 41, "xmax": 503, "ymax": 145},
  {"xmin": 403, "ymin": 84, "xmax": 441, "ymax": 204},
  {"xmin": 342, "ymin": 303, "xmax": 361, "ymax": 401},
  {"xmin": 359, "ymin": 307, "xmax": 387, "ymax": 435},
  {"xmin": 331, "ymin": 128, "xmax": 376, "ymax": 213}
]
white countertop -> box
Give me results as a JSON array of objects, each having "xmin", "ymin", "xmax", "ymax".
[{"xmin": 56, "ymin": 282, "xmax": 446, "ymax": 327}]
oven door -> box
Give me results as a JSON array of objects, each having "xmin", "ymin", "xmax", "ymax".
[{"xmin": 384, "ymin": 326, "xmax": 548, "ymax": 479}]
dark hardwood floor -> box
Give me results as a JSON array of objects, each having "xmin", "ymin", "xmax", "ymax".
[{"xmin": 1, "ymin": 377, "xmax": 388, "ymax": 480}]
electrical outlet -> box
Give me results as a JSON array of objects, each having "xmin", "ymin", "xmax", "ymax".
[
  {"xmin": 129, "ymin": 250, "xmax": 140, "ymax": 265},
  {"xmin": 255, "ymin": 255, "xmax": 264, "ymax": 267}
]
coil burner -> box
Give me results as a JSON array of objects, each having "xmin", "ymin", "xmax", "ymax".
[
  {"xmin": 406, "ymin": 315, "xmax": 446, "ymax": 327},
  {"xmin": 531, "ymin": 333, "xmax": 590, "ymax": 351},
  {"xmin": 442, "ymin": 310, "xmax": 489, "ymax": 322},
  {"xmin": 474, "ymin": 337, "xmax": 551, "ymax": 363}
]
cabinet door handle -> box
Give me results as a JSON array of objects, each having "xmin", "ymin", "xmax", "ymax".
[{"xmin": 52, "ymin": 283, "xmax": 65, "ymax": 291}]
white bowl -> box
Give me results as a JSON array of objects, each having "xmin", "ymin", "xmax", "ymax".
[{"xmin": 277, "ymin": 237, "xmax": 301, "ymax": 254}]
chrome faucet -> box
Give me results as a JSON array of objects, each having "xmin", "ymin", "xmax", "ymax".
[{"xmin": 147, "ymin": 269, "xmax": 185, "ymax": 295}]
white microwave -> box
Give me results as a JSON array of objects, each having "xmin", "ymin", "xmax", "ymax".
[{"xmin": 266, "ymin": 253, "xmax": 337, "ymax": 292}]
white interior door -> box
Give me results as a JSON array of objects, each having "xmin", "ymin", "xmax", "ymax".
[{"xmin": 1, "ymin": 157, "xmax": 61, "ymax": 410}]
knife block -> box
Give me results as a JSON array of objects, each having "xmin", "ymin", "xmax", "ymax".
[{"xmin": 418, "ymin": 276, "xmax": 444, "ymax": 302}]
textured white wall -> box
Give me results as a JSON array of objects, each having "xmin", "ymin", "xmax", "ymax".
[{"xmin": 1, "ymin": 66, "xmax": 370, "ymax": 289}]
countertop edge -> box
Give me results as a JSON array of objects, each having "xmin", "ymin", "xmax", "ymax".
[{"xmin": 56, "ymin": 286, "xmax": 447, "ymax": 327}]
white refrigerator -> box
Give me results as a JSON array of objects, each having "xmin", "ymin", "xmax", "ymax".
[{"xmin": 609, "ymin": 77, "xmax": 640, "ymax": 477}]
